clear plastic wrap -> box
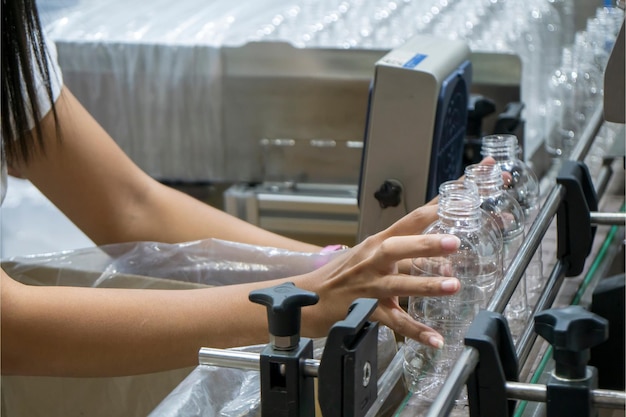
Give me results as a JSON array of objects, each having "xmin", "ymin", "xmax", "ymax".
[
  {"xmin": 2, "ymin": 238, "xmax": 344, "ymax": 288},
  {"xmin": 1, "ymin": 238, "xmax": 401, "ymax": 417}
]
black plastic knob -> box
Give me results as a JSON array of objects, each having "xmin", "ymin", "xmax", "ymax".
[
  {"xmin": 249, "ymin": 282, "xmax": 319, "ymax": 338},
  {"xmin": 535, "ymin": 305, "xmax": 609, "ymax": 379},
  {"xmin": 374, "ymin": 180, "xmax": 403, "ymax": 208},
  {"xmin": 466, "ymin": 94, "xmax": 496, "ymax": 137}
]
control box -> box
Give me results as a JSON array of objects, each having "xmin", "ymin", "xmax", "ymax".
[{"xmin": 357, "ymin": 36, "xmax": 472, "ymax": 241}]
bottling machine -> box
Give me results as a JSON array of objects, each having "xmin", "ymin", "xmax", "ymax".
[{"xmin": 2, "ymin": 2, "xmax": 623, "ymax": 417}]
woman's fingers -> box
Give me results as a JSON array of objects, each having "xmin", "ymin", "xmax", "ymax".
[
  {"xmin": 371, "ymin": 233, "xmax": 460, "ymax": 266},
  {"xmin": 373, "ymin": 302, "xmax": 445, "ymax": 348},
  {"xmin": 380, "ymin": 274, "xmax": 460, "ymax": 298}
]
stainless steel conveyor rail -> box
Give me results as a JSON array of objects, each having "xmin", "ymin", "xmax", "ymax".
[
  {"xmin": 193, "ymin": 103, "xmax": 624, "ymax": 417},
  {"xmin": 416, "ymin": 102, "xmax": 626, "ymax": 417}
]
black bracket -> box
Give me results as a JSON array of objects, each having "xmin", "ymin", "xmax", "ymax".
[
  {"xmin": 318, "ymin": 298, "xmax": 379, "ymax": 417},
  {"xmin": 492, "ymin": 101, "xmax": 524, "ymax": 135},
  {"xmin": 556, "ymin": 160, "xmax": 599, "ymax": 277},
  {"xmin": 465, "ymin": 309, "xmax": 519, "ymax": 417}
]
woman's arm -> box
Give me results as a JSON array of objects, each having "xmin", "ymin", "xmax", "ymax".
[
  {"xmin": 1, "ymin": 211, "xmax": 460, "ymax": 377},
  {"xmin": 11, "ymin": 87, "xmax": 321, "ymax": 251}
]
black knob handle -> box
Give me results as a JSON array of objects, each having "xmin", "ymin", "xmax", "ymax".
[
  {"xmin": 535, "ymin": 305, "xmax": 609, "ymax": 379},
  {"xmin": 493, "ymin": 101, "xmax": 524, "ymax": 134},
  {"xmin": 374, "ymin": 179, "xmax": 403, "ymax": 208},
  {"xmin": 466, "ymin": 94, "xmax": 496, "ymax": 137},
  {"xmin": 249, "ymin": 282, "xmax": 319, "ymax": 340}
]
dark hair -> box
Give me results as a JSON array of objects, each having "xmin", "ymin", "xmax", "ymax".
[{"xmin": 1, "ymin": 0, "xmax": 60, "ymax": 165}]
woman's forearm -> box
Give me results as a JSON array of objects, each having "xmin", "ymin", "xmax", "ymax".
[{"xmin": 1, "ymin": 269, "xmax": 282, "ymax": 377}]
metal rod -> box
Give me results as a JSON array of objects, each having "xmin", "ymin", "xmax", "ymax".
[
  {"xmin": 593, "ymin": 388, "xmax": 626, "ymax": 408},
  {"xmin": 506, "ymin": 382, "xmax": 626, "ymax": 409},
  {"xmin": 516, "ymin": 261, "xmax": 567, "ymax": 365},
  {"xmin": 424, "ymin": 348, "xmax": 480, "ymax": 417},
  {"xmin": 506, "ymin": 381, "xmax": 547, "ymax": 402},
  {"xmin": 198, "ymin": 348, "xmax": 320, "ymax": 377},
  {"xmin": 590, "ymin": 211, "xmax": 626, "ymax": 225},
  {"xmin": 199, "ymin": 348, "xmax": 261, "ymax": 371},
  {"xmin": 570, "ymin": 104, "xmax": 605, "ymax": 162}
]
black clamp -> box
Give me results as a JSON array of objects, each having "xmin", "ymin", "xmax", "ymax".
[
  {"xmin": 556, "ymin": 160, "xmax": 599, "ymax": 277},
  {"xmin": 318, "ymin": 298, "xmax": 379, "ymax": 417},
  {"xmin": 535, "ymin": 306, "xmax": 609, "ymax": 417},
  {"xmin": 464, "ymin": 309, "xmax": 519, "ymax": 417},
  {"xmin": 492, "ymin": 101, "xmax": 524, "ymax": 135},
  {"xmin": 464, "ymin": 95, "xmax": 496, "ymax": 166},
  {"xmin": 249, "ymin": 282, "xmax": 319, "ymax": 417}
]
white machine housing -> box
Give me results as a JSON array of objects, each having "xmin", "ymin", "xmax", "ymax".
[{"xmin": 357, "ymin": 36, "xmax": 472, "ymax": 241}]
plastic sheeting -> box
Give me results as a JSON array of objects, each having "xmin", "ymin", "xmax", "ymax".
[
  {"xmin": 1, "ymin": 238, "xmax": 402, "ymax": 417},
  {"xmin": 2, "ymin": 238, "xmax": 344, "ymax": 288}
]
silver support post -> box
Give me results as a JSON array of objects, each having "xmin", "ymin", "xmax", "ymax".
[
  {"xmin": 199, "ymin": 349, "xmax": 260, "ymax": 371},
  {"xmin": 506, "ymin": 382, "xmax": 626, "ymax": 409},
  {"xmin": 198, "ymin": 348, "xmax": 320, "ymax": 377},
  {"xmin": 590, "ymin": 211, "xmax": 626, "ymax": 226}
]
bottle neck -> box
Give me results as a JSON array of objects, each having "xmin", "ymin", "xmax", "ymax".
[
  {"xmin": 481, "ymin": 134, "xmax": 518, "ymax": 162},
  {"xmin": 438, "ymin": 191, "xmax": 482, "ymax": 229},
  {"xmin": 464, "ymin": 164, "xmax": 504, "ymax": 199}
]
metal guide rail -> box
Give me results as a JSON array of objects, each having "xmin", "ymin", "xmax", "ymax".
[
  {"xmin": 194, "ymin": 102, "xmax": 624, "ymax": 417},
  {"xmin": 414, "ymin": 103, "xmax": 626, "ymax": 417}
]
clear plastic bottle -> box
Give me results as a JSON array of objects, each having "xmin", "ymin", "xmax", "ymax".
[
  {"xmin": 464, "ymin": 163, "xmax": 528, "ymax": 338},
  {"xmin": 481, "ymin": 134, "xmax": 544, "ymax": 299},
  {"xmin": 544, "ymin": 47, "xmax": 594, "ymax": 158},
  {"xmin": 403, "ymin": 184, "xmax": 501, "ymax": 399},
  {"xmin": 438, "ymin": 180, "xmax": 504, "ymax": 293}
]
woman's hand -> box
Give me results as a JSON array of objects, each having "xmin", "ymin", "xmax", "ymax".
[{"xmin": 297, "ymin": 204, "xmax": 460, "ymax": 349}]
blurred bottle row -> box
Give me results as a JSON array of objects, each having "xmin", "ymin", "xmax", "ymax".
[
  {"xmin": 42, "ymin": 0, "xmax": 624, "ymax": 167},
  {"xmin": 245, "ymin": 0, "xmax": 623, "ymax": 164}
]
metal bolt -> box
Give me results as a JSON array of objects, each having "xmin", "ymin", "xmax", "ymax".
[{"xmin": 362, "ymin": 362, "xmax": 372, "ymax": 387}]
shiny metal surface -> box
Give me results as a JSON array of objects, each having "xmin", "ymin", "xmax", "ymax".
[
  {"xmin": 590, "ymin": 212, "xmax": 626, "ymax": 226},
  {"xmin": 506, "ymin": 382, "xmax": 626, "ymax": 409},
  {"xmin": 198, "ymin": 347, "xmax": 320, "ymax": 376}
]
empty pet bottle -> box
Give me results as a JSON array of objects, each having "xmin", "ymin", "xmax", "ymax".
[
  {"xmin": 403, "ymin": 184, "xmax": 501, "ymax": 399},
  {"xmin": 438, "ymin": 179, "xmax": 504, "ymax": 292},
  {"xmin": 481, "ymin": 134, "xmax": 544, "ymax": 298},
  {"xmin": 465, "ymin": 163, "xmax": 529, "ymax": 338}
]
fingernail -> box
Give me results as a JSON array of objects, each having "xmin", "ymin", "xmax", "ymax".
[
  {"xmin": 441, "ymin": 278, "xmax": 459, "ymax": 292},
  {"xmin": 440, "ymin": 236, "xmax": 460, "ymax": 250},
  {"xmin": 429, "ymin": 335, "xmax": 444, "ymax": 349}
]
